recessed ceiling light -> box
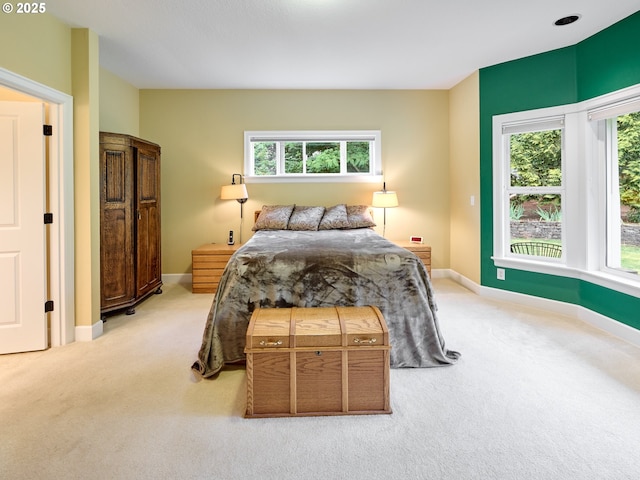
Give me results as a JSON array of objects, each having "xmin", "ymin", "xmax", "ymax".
[{"xmin": 554, "ymin": 14, "xmax": 581, "ymax": 26}]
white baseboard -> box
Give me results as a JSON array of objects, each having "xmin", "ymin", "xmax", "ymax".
[
  {"xmin": 73, "ymin": 275, "xmax": 190, "ymax": 343},
  {"xmin": 162, "ymin": 273, "xmax": 192, "ymax": 285},
  {"xmin": 575, "ymin": 305, "xmax": 640, "ymax": 347},
  {"xmin": 440, "ymin": 270, "xmax": 640, "ymax": 348},
  {"xmin": 430, "ymin": 268, "xmax": 447, "ymax": 279},
  {"xmin": 435, "ymin": 269, "xmax": 482, "ymax": 295},
  {"xmin": 75, "ymin": 320, "xmax": 103, "ymax": 342}
]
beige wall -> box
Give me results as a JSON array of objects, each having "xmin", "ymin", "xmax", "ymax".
[
  {"xmin": 140, "ymin": 89, "xmax": 451, "ymax": 274},
  {"xmin": 0, "ymin": 13, "xmax": 72, "ymax": 95},
  {"xmin": 0, "ymin": 15, "xmax": 102, "ymax": 329},
  {"xmin": 449, "ymin": 72, "xmax": 480, "ymax": 283},
  {"xmin": 99, "ymin": 68, "xmax": 140, "ymax": 136},
  {"xmin": 71, "ymin": 29, "xmax": 101, "ymax": 327}
]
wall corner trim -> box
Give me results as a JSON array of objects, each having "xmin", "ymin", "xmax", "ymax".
[{"xmin": 75, "ymin": 320, "xmax": 103, "ymax": 342}]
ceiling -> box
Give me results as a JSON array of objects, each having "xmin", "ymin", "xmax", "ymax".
[{"xmin": 47, "ymin": 0, "xmax": 639, "ymax": 90}]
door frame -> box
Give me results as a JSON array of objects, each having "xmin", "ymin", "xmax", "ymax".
[{"xmin": 0, "ymin": 67, "xmax": 75, "ymax": 346}]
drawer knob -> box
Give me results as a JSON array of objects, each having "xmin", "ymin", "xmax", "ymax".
[
  {"xmin": 353, "ymin": 338, "xmax": 377, "ymax": 345},
  {"xmin": 259, "ymin": 339, "xmax": 283, "ymax": 347}
]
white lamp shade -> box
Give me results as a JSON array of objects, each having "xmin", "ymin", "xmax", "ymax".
[
  {"xmin": 220, "ymin": 183, "xmax": 248, "ymax": 200},
  {"xmin": 371, "ymin": 190, "xmax": 398, "ymax": 208}
]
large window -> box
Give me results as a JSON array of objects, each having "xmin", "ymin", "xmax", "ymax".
[
  {"xmin": 244, "ymin": 131, "xmax": 382, "ymax": 183},
  {"xmin": 492, "ymin": 84, "xmax": 640, "ymax": 294},
  {"xmin": 505, "ymin": 120, "xmax": 564, "ymax": 260},
  {"xmin": 593, "ymin": 109, "xmax": 640, "ymax": 277}
]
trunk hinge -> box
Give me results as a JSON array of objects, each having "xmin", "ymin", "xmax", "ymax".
[
  {"xmin": 45, "ymin": 300, "xmax": 54, "ymax": 313},
  {"xmin": 43, "ymin": 125, "xmax": 53, "ymax": 136},
  {"xmin": 44, "ymin": 213, "xmax": 53, "ymax": 224}
]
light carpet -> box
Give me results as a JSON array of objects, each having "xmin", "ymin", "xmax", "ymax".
[{"xmin": 1, "ymin": 279, "xmax": 639, "ymax": 480}]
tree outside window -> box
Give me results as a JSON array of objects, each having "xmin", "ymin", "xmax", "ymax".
[
  {"xmin": 607, "ymin": 111, "xmax": 640, "ymax": 274},
  {"xmin": 246, "ymin": 131, "xmax": 379, "ymax": 180},
  {"xmin": 508, "ymin": 128, "xmax": 563, "ymax": 258}
]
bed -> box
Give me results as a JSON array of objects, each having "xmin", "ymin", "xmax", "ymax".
[{"xmin": 192, "ymin": 204, "xmax": 460, "ymax": 378}]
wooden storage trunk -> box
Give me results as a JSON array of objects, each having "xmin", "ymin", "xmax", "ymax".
[{"xmin": 245, "ymin": 306, "xmax": 391, "ymax": 418}]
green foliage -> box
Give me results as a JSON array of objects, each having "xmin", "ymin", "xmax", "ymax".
[
  {"xmin": 254, "ymin": 142, "xmax": 276, "ymax": 175},
  {"xmin": 306, "ymin": 142, "xmax": 340, "ymax": 173},
  {"xmin": 627, "ymin": 207, "xmax": 640, "ymax": 224},
  {"xmin": 509, "ymin": 113, "xmax": 639, "ymax": 221},
  {"xmin": 253, "ymin": 140, "xmax": 371, "ymax": 175},
  {"xmin": 620, "ymin": 244, "xmax": 640, "ymax": 273},
  {"xmin": 510, "ymin": 202, "xmax": 524, "ymax": 220},
  {"xmin": 284, "ymin": 142, "xmax": 303, "ymax": 173},
  {"xmin": 618, "ymin": 112, "xmax": 640, "ymax": 209},
  {"xmin": 510, "ymin": 130, "xmax": 562, "ymax": 187},
  {"xmin": 346, "ymin": 142, "xmax": 370, "ymax": 173},
  {"xmin": 536, "ymin": 206, "xmax": 562, "ymax": 222}
]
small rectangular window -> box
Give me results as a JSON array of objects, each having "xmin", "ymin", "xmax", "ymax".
[{"xmin": 244, "ymin": 131, "xmax": 382, "ymax": 183}]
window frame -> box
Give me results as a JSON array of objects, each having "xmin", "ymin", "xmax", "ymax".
[
  {"xmin": 493, "ymin": 110, "xmax": 570, "ymax": 265},
  {"xmin": 244, "ymin": 130, "xmax": 383, "ymax": 183},
  {"xmin": 592, "ymin": 105, "xmax": 640, "ymax": 280},
  {"xmin": 491, "ymin": 83, "xmax": 640, "ymax": 298},
  {"xmin": 500, "ymin": 116, "xmax": 566, "ymax": 263}
]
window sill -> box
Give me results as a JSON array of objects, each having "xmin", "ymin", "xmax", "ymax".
[
  {"xmin": 493, "ymin": 257, "xmax": 640, "ymax": 298},
  {"xmin": 245, "ymin": 174, "xmax": 383, "ymax": 184}
]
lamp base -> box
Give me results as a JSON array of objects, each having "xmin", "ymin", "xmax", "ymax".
[
  {"xmin": 382, "ymin": 208, "xmax": 387, "ymax": 237},
  {"xmin": 237, "ymin": 200, "xmax": 246, "ymax": 244}
]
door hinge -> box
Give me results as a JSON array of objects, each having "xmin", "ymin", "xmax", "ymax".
[
  {"xmin": 43, "ymin": 124, "xmax": 52, "ymax": 136},
  {"xmin": 45, "ymin": 300, "xmax": 54, "ymax": 313},
  {"xmin": 44, "ymin": 213, "xmax": 53, "ymax": 224}
]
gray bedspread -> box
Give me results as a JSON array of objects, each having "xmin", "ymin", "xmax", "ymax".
[{"xmin": 192, "ymin": 228, "xmax": 460, "ymax": 378}]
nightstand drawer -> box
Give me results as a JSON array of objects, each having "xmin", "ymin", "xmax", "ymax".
[
  {"xmin": 394, "ymin": 241, "xmax": 431, "ymax": 276},
  {"xmin": 191, "ymin": 243, "xmax": 239, "ymax": 293},
  {"xmin": 192, "ymin": 255, "xmax": 233, "ymax": 269}
]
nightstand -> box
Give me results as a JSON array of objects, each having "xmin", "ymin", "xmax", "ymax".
[
  {"xmin": 394, "ymin": 241, "xmax": 432, "ymax": 277},
  {"xmin": 191, "ymin": 243, "xmax": 240, "ymax": 293}
]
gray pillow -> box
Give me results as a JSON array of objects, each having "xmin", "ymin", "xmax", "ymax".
[
  {"xmin": 287, "ymin": 206, "xmax": 326, "ymax": 231},
  {"xmin": 318, "ymin": 204, "xmax": 350, "ymax": 230},
  {"xmin": 252, "ymin": 205, "xmax": 295, "ymax": 230},
  {"xmin": 346, "ymin": 205, "xmax": 376, "ymax": 228}
]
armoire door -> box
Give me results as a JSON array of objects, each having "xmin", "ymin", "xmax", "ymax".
[
  {"xmin": 135, "ymin": 143, "xmax": 161, "ymax": 298},
  {"xmin": 100, "ymin": 143, "xmax": 135, "ymax": 310}
]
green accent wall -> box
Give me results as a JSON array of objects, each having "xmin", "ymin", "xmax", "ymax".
[
  {"xmin": 479, "ymin": 11, "xmax": 640, "ymax": 330},
  {"xmin": 577, "ymin": 13, "xmax": 640, "ymax": 101}
]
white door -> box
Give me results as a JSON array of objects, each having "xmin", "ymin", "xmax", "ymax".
[{"xmin": 0, "ymin": 101, "xmax": 47, "ymax": 354}]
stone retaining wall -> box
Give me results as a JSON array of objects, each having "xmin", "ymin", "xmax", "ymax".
[
  {"xmin": 510, "ymin": 221, "xmax": 561, "ymax": 240},
  {"xmin": 622, "ymin": 224, "xmax": 640, "ymax": 246},
  {"xmin": 511, "ymin": 221, "xmax": 640, "ymax": 246}
]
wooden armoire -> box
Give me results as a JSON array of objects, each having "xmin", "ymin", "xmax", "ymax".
[{"xmin": 99, "ymin": 132, "xmax": 162, "ymax": 317}]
